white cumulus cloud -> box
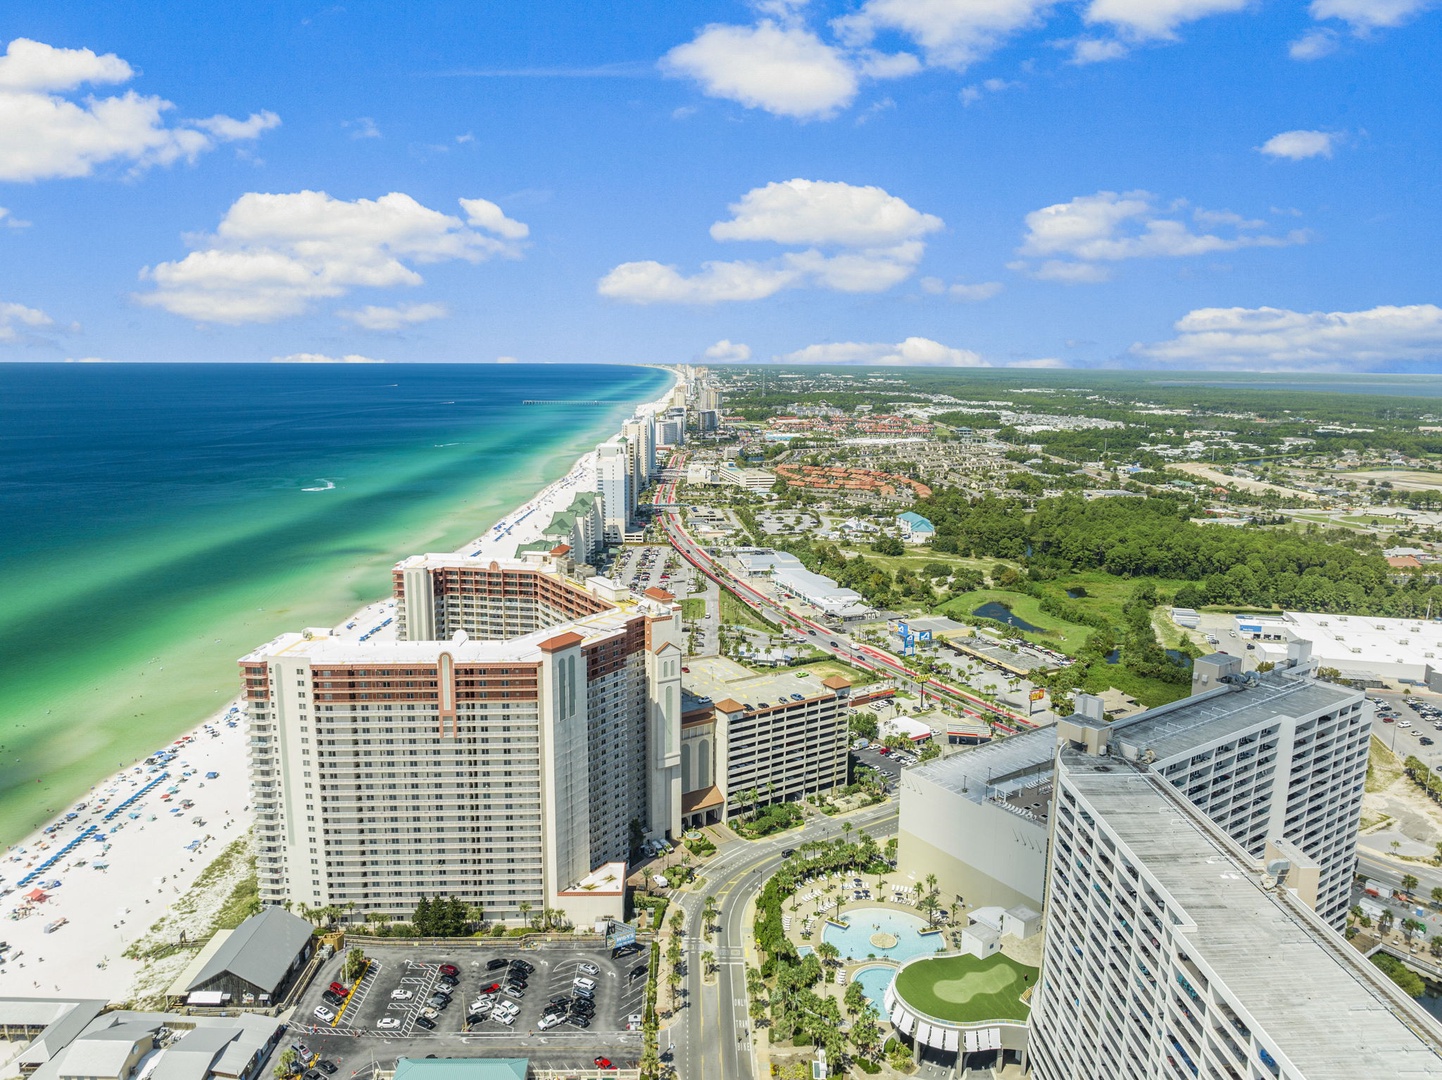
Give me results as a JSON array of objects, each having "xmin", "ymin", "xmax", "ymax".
[
  {"xmin": 338, "ymin": 301, "xmax": 450, "ymax": 331},
  {"xmin": 1289, "ymin": 28, "xmax": 1340, "ymax": 58},
  {"xmin": 1015, "ymin": 190, "xmax": 1304, "ymax": 282},
  {"xmin": 1309, "ymin": 0, "xmax": 1436, "ymax": 30},
  {"xmin": 710, "ymin": 178, "xmax": 941, "ymax": 246},
  {"xmin": 778, "ymin": 336, "xmax": 989, "ymax": 366},
  {"xmin": 1134, "ymin": 303, "xmax": 1442, "ymax": 370},
  {"xmin": 272, "ymin": 353, "xmax": 386, "ymax": 364},
  {"xmin": 600, "ymin": 178, "xmax": 940, "ymax": 304},
  {"xmin": 0, "ymin": 299, "xmax": 52, "ymax": 341},
  {"xmin": 0, "ymin": 37, "xmax": 278, "ymax": 181},
  {"xmin": 703, "ymin": 339, "xmax": 752, "ymax": 361},
  {"xmin": 1258, "ymin": 129, "xmax": 1338, "ymax": 160},
  {"xmin": 834, "ymin": 0, "xmax": 1057, "ymax": 71},
  {"xmin": 661, "ymin": 20, "xmax": 858, "ymax": 119},
  {"xmin": 1083, "ymin": 0, "xmax": 1252, "ymax": 41},
  {"xmin": 139, "ymin": 190, "xmax": 528, "ymax": 324},
  {"xmin": 921, "ymin": 277, "xmax": 1004, "ymax": 301}
]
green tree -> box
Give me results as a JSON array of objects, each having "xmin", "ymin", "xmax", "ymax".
[
  {"xmin": 412, "ymin": 895, "xmax": 433, "ymax": 936},
  {"xmin": 1401, "ymin": 874, "xmax": 1420, "ymax": 896},
  {"xmin": 518, "ymin": 900, "xmax": 533, "ymax": 930},
  {"xmin": 273, "ymin": 1049, "xmax": 298, "ymax": 1079}
]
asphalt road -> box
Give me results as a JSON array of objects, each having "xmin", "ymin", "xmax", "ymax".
[{"xmin": 668, "ymin": 802, "xmax": 899, "ymax": 1080}]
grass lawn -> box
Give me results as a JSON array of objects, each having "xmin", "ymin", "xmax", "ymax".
[
  {"xmin": 719, "ymin": 587, "xmax": 777, "ymax": 631},
  {"xmin": 893, "ymin": 953, "xmax": 1037, "ymax": 1024},
  {"xmin": 791, "ymin": 658, "xmax": 880, "ymax": 686},
  {"xmin": 680, "ymin": 597, "xmax": 706, "ymax": 621}
]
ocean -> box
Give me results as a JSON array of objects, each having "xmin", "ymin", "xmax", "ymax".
[{"xmin": 0, "ymin": 362, "xmax": 669, "ymax": 845}]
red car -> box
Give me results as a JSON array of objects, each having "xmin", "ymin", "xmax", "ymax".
[
  {"xmin": 328, "ymin": 982, "xmax": 349, "ymax": 997},
  {"xmin": 480, "ymin": 982, "xmax": 500, "ymax": 995},
  {"xmin": 438, "ymin": 964, "xmax": 459, "ymax": 977},
  {"xmin": 594, "ymin": 1060, "xmax": 616, "ymax": 1070}
]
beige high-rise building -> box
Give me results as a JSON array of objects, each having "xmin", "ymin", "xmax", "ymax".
[{"xmin": 242, "ymin": 552, "xmax": 682, "ymax": 925}]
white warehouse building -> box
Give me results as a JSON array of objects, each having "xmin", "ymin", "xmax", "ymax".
[{"xmin": 1235, "ymin": 611, "xmax": 1442, "ymax": 686}]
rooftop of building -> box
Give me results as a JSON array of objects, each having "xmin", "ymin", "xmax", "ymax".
[
  {"xmin": 1058, "ymin": 750, "xmax": 1442, "ymax": 1074},
  {"xmin": 1256, "ymin": 610, "xmax": 1442, "ymax": 667},
  {"xmin": 679, "ymin": 655, "xmax": 842, "ymax": 714},
  {"xmin": 243, "ymin": 588, "xmax": 667, "ymax": 667},
  {"xmin": 560, "ymin": 861, "xmax": 626, "ymax": 896},
  {"xmin": 391, "ymin": 1059, "xmax": 527, "ymax": 1080},
  {"xmin": 909, "ymin": 669, "xmax": 1359, "ymax": 820}
]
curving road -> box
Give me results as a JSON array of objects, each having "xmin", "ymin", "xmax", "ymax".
[{"xmin": 667, "ymin": 802, "xmax": 899, "ymax": 1080}]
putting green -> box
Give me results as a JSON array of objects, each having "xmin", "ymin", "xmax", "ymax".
[
  {"xmin": 931, "ymin": 965, "xmax": 1019, "ymax": 1002},
  {"xmin": 892, "ymin": 953, "xmax": 1036, "ymax": 1024}
]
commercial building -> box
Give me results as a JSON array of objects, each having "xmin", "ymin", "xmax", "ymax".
[
  {"xmin": 3, "ymin": 999, "xmax": 287, "ymax": 1080},
  {"xmin": 896, "ymin": 511, "xmax": 935, "ymax": 544},
  {"xmin": 595, "ymin": 436, "xmax": 634, "ymax": 544},
  {"xmin": 165, "ymin": 906, "xmax": 315, "ymax": 1006},
  {"xmin": 675, "ymin": 656, "xmax": 851, "ymax": 827},
  {"xmin": 735, "ymin": 548, "xmax": 875, "ymax": 622},
  {"xmin": 242, "ymin": 551, "xmax": 684, "ymax": 925},
  {"xmin": 898, "ymin": 657, "xmax": 1370, "ymax": 930},
  {"xmin": 1235, "ymin": 611, "xmax": 1442, "ymax": 686},
  {"xmin": 1027, "ymin": 747, "xmax": 1442, "ymax": 1080},
  {"xmin": 718, "ymin": 463, "xmax": 775, "ymax": 493}
]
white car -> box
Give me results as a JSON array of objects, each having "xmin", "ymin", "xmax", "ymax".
[
  {"xmin": 494, "ymin": 1010, "xmax": 516, "ymax": 1026},
  {"xmin": 577, "ymin": 962, "xmax": 599, "ymax": 976},
  {"xmin": 390, "ymin": 989, "xmax": 413, "ymax": 1000},
  {"xmin": 420, "ymin": 1006, "xmax": 440, "ymax": 1020},
  {"xmin": 377, "ymin": 1017, "xmax": 401, "ymax": 1030},
  {"xmin": 538, "ymin": 1013, "xmax": 564, "ymax": 1030},
  {"xmin": 573, "ymin": 976, "xmax": 597, "ymax": 991},
  {"xmin": 313, "ymin": 1006, "xmax": 336, "ymax": 1023}
]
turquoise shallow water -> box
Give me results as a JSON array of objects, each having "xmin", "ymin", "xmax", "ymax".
[{"xmin": 0, "ymin": 362, "xmax": 668, "ymax": 844}]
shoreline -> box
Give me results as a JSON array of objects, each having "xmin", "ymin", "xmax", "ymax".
[{"xmin": 0, "ymin": 367, "xmax": 679, "ymax": 1001}]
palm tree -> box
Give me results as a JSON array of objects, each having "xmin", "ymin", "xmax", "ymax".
[
  {"xmin": 517, "ymin": 900, "xmax": 532, "ymax": 930},
  {"xmin": 701, "ymin": 950, "xmax": 715, "ymax": 977},
  {"xmin": 1402, "ymin": 874, "xmax": 1420, "ymax": 897}
]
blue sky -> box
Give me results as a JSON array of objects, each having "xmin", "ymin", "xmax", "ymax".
[{"xmin": 0, "ymin": 0, "xmax": 1439, "ymax": 371}]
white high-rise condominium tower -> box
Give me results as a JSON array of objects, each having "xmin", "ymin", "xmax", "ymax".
[
  {"xmin": 242, "ymin": 551, "xmax": 683, "ymax": 925},
  {"xmin": 899, "ymin": 653, "xmax": 1370, "ymax": 930},
  {"xmin": 595, "ymin": 435, "xmax": 633, "ymax": 544},
  {"xmin": 1027, "ymin": 747, "xmax": 1442, "ymax": 1079}
]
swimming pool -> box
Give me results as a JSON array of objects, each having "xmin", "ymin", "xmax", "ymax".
[
  {"xmin": 821, "ymin": 907, "xmax": 943, "ymax": 963},
  {"xmin": 852, "ymin": 964, "xmax": 897, "ymax": 1015}
]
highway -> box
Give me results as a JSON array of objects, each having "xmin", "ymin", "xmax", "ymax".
[
  {"xmin": 667, "ymin": 802, "xmax": 899, "ymax": 1080},
  {"xmin": 650, "ymin": 455, "xmax": 1033, "ymax": 733}
]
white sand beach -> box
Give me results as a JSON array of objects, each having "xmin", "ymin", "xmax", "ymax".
[{"xmin": 0, "ymin": 372, "xmax": 680, "ymax": 1003}]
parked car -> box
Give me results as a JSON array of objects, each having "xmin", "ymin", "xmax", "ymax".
[
  {"xmin": 511, "ymin": 959, "xmax": 535, "ymax": 975},
  {"xmin": 438, "ymin": 963, "xmax": 460, "ymax": 977},
  {"xmin": 486, "ymin": 958, "xmax": 509, "ymax": 971},
  {"xmin": 390, "ymin": 989, "xmax": 413, "ymax": 1001},
  {"xmin": 438, "ymin": 974, "xmax": 459, "ymax": 987},
  {"xmin": 414, "ymin": 1016, "xmax": 436, "ymax": 1031},
  {"xmin": 502, "ymin": 986, "xmax": 525, "ymax": 1000},
  {"xmin": 312, "ymin": 1006, "xmax": 335, "ymax": 1023},
  {"xmin": 317, "ymin": 1063, "xmax": 337, "ymax": 1075},
  {"xmin": 321, "ymin": 991, "xmax": 345, "ymax": 1007},
  {"xmin": 328, "ymin": 982, "xmax": 349, "ymax": 997},
  {"xmin": 577, "ymin": 961, "xmax": 599, "ymax": 976},
  {"xmin": 538, "ymin": 1013, "xmax": 564, "ymax": 1030},
  {"xmin": 377, "ymin": 1018, "xmax": 400, "ymax": 1031}
]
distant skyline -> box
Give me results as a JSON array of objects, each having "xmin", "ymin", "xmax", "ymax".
[{"xmin": 0, "ymin": 1, "xmax": 1439, "ymax": 372}]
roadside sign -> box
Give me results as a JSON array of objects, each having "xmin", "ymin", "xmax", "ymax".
[{"xmin": 1029, "ymin": 688, "xmax": 1046, "ymax": 702}]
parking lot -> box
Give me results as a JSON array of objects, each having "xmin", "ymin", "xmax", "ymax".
[
  {"xmin": 608, "ymin": 543, "xmax": 695, "ymax": 599},
  {"xmin": 281, "ymin": 941, "xmax": 648, "ymax": 1073}
]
